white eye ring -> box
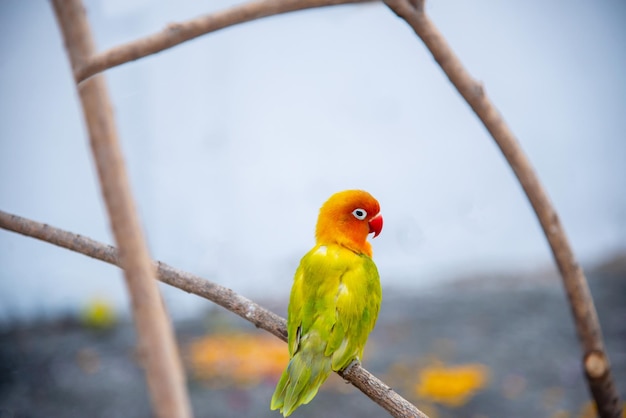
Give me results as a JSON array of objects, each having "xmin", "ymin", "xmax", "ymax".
[{"xmin": 352, "ymin": 208, "xmax": 367, "ymax": 220}]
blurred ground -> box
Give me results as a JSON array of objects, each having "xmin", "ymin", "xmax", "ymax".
[{"xmin": 1, "ymin": 255, "xmax": 625, "ymax": 418}]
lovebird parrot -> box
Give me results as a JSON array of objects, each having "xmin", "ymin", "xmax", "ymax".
[{"xmin": 270, "ymin": 189, "xmax": 383, "ymax": 416}]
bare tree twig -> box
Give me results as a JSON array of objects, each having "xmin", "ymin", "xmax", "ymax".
[
  {"xmin": 75, "ymin": 0, "xmax": 371, "ymax": 83},
  {"xmin": 383, "ymin": 1, "xmax": 623, "ymax": 416},
  {"xmin": 0, "ymin": 210, "xmax": 428, "ymax": 418},
  {"xmin": 50, "ymin": 1, "xmax": 192, "ymax": 417},
  {"xmin": 339, "ymin": 365, "xmax": 428, "ymax": 418}
]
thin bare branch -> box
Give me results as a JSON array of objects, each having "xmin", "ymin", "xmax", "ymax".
[
  {"xmin": 383, "ymin": 1, "xmax": 623, "ymax": 416},
  {"xmin": 339, "ymin": 365, "xmax": 428, "ymax": 418},
  {"xmin": 0, "ymin": 210, "xmax": 428, "ymax": 418},
  {"xmin": 75, "ymin": 0, "xmax": 371, "ymax": 83},
  {"xmin": 50, "ymin": 1, "xmax": 192, "ymax": 417}
]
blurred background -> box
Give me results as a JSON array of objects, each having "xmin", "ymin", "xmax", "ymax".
[{"xmin": 0, "ymin": 0, "xmax": 624, "ymax": 417}]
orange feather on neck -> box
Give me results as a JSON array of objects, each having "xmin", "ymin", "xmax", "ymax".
[{"xmin": 314, "ymin": 190, "xmax": 381, "ymax": 257}]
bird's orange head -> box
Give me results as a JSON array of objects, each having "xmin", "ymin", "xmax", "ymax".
[{"xmin": 315, "ymin": 190, "xmax": 383, "ymax": 257}]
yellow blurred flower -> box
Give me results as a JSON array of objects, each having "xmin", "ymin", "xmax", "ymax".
[
  {"xmin": 80, "ymin": 298, "xmax": 116, "ymax": 329},
  {"xmin": 415, "ymin": 361, "xmax": 490, "ymax": 407},
  {"xmin": 188, "ymin": 333, "xmax": 289, "ymax": 387}
]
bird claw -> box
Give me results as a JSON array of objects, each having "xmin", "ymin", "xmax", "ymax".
[{"xmin": 343, "ymin": 359, "xmax": 361, "ymax": 376}]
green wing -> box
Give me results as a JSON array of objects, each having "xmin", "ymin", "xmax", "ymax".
[
  {"xmin": 271, "ymin": 244, "xmax": 382, "ymax": 416},
  {"xmin": 324, "ymin": 250, "xmax": 381, "ymax": 370}
]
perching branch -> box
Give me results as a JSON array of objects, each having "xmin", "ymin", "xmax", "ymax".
[
  {"xmin": 50, "ymin": 1, "xmax": 192, "ymax": 418},
  {"xmin": 74, "ymin": 0, "xmax": 371, "ymax": 83},
  {"xmin": 0, "ymin": 210, "xmax": 428, "ymax": 418},
  {"xmin": 383, "ymin": 1, "xmax": 623, "ymax": 417}
]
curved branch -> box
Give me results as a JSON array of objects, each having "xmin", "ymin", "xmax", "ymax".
[
  {"xmin": 0, "ymin": 210, "xmax": 428, "ymax": 418},
  {"xmin": 383, "ymin": 1, "xmax": 623, "ymax": 417},
  {"xmin": 51, "ymin": 1, "xmax": 192, "ymax": 417},
  {"xmin": 75, "ymin": 0, "xmax": 372, "ymax": 83}
]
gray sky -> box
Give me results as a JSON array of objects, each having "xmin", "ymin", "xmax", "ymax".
[{"xmin": 1, "ymin": 0, "xmax": 625, "ymax": 321}]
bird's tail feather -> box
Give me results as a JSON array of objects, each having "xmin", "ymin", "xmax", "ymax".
[{"xmin": 270, "ymin": 344, "xmax": 332, "ymax": 417}]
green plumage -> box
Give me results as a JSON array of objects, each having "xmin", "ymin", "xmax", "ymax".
[{"xmin": 270, "ymin": 243, "xmax": 382, "ymax": 416}]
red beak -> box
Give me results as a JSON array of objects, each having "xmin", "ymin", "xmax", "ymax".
[{"xmin": 368, "ymin": 213, "xmax": 383, "ymax": 238}]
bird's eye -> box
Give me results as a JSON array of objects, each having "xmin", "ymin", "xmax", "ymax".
[{"xmin": 352, "ymin": 208, "xmax": 367, "ymax": 220}]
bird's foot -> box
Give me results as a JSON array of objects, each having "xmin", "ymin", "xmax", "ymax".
[{"xmin": 341, "ymin": 359, "xmax": 361, "ymax": 382}]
